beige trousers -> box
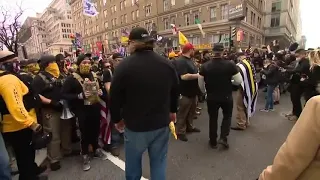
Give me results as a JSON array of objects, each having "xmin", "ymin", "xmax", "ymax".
[
  {"xmin": 42, "ymin": 108, "xmax": 72, "ymax": 163},
  {"xmin": 235, "ymin": 89, "xmax": 250, "ymax": 129}
]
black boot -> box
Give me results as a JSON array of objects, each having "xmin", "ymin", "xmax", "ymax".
[{"xmin": 217, "ymin": 138, "xmax": 229, "ymax": 150}]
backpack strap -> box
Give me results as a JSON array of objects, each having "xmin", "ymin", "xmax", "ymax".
[
  {"xmin": 72, "ymin": 72, "xmax": 100, "ymax": 89},
  {"xmin": 72, "ymin": 72, "xmax": 84, "ymax": 85},
  {"xmin": 38, "ymin": 72, "xmax": 51, "ymax": 84}
]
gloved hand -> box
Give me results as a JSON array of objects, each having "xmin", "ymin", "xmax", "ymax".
[{"xmin": 50, "ymin": 100, "xmax": 62, "ymax": 108}]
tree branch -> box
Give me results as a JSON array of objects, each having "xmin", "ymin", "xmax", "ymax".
[{"xmin": 0, "ymin": 3, "xmax": 24, "ymax": 54}]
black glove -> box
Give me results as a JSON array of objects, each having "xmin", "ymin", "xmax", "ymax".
[{"xmin": 50, "ymin": 100, "xmax": 62, "ymax": 109}]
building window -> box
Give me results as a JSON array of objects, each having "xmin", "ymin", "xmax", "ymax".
[
  {"xmin": 120, "ymin": 15, "xmax": 124, "ymax": 24},
  {"xmin": 103, "ymin": 10, "xmax": 107, "ymax": 17},
  {"xmin": 170, "ymin": 16, "xmax": 176, "ymax": 25},
  {"xmin": 270, "ymin": 14, "xmax": 280, "ymax": 27},
  {"xmin": 171, "ymin": 0, "xmax": 175, "ymax": 6},
  {"xmin": 124, "ymin": 14, "xmax": 127, "ymax": 23},
  {"xmin": 131, "ymin": 11, "xmax": 135, "ymax": 20},
  {"xmin": 96, "ymin": 25, "xmax": 100, "ymax": 32},
  {"xmin": 164, "ymin": 0, "xmax": 169, "ymax": 11},
  {"xmin": 136, "ymin": 10, "xmax": 139, "ymax": 18},
  {"xmin": 244, "ymin": 7, "xmax": 248, "ymax": 22},
  {"xmin": 104, "ymin": 21, "xmax": 108, "ymax": 29},
  {"xmin": 258, "ymin": 0, "xmax": 263, "ymax": 10},
  {"xmin": 124, "ymin": 0, "xmax": 127, "ymax": 7},
  {"xmin": 222, "ymin": 34, "xmax": 229, "ymax": 47},
  {"xmin": 145, "ymin": 5, "xmax": 151, "ymax": 16},
  {"xmin": 271, "ymin": 2, "xmax": 281, "ymax": 12},
  {"xmin": 190, "ymin": 36, "xmax": 200, "ymax": 45},
  {"xmin": 250, "ymin": 11, "xmax": 254, "ymax": 24},
  {"xmin": 210, "ymin": 7, "xmax": 217, "ymax": 21},
  {"xmin": 209, "ymin": 34, "xmax": 220, "ymax": 43},
  {"xmin": 164, "ymin": 18, "xmax": 169, "ymax": 30},
  {"xmin": 145, "ymin": 22, "xmax": 152, "ymax": 32},
  {"xmin": 193, "ymin": 11, "xmax": 199, "ymax": 25},
  {"xmin": 221, "ymin": 4, "xmax": 228, "ymax": 20},
  {"xmin": 114, "ymin": 5, "xmax": 117, "ymax": 12},
  {"xmin": 184, "ymin": 13, "xmax": 190, "ymax": 26},
  {"xmin": 120, "ymin": 1, "xmax": 124, "ymax": 10},
  {"xmin": 184, "ymin": 0, "xmax": 189, "ymax": 5},
  {"xmin": 253, "ymin": 13, "xmax": 256, "ymax": 26}
]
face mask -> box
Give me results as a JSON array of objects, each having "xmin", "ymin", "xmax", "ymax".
[
  {"xmin": 79, "ymin": 64, "xmax": 91, "ymax": 74},
  {"xmin": 26, "ymin": 63, "xmax": 40, "ymax": 74},
  {"xmin": 45, "ymin": 62, "xmax": 60, "ymax": 78},
  {"xmin": 2, "ymin": 61, "xmax": 20, "ymax": 73}
]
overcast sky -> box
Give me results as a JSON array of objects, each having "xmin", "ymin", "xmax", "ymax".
[{"xmin": 1, "ymin": 0, "xmax": 319, "ymax": 48}]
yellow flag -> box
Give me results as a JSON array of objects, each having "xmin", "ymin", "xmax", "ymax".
[
  {"xmin": 169, "ymin": 121, "xmax": 177, "ymax": 140},
  {"xmin": 178, "ymin": 31, "xmax": 188, "ymax": 45},
  {"xmin": 121, "ymin": 36, "xmax": 129, "ymax": 43}
]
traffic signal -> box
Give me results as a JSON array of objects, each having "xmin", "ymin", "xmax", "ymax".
[{"xmin": 231, "ymin": 27, "xmax": 237, "ymax": 38}]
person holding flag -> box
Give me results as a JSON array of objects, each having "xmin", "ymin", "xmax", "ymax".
[{"xmin": 231, "ymin": 52, "xmax": 258, "ymax": 131}]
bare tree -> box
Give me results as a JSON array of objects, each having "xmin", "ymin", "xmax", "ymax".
[{"xmin": 0, "ymin": 3, "xmax": 24, "ymax": 55}]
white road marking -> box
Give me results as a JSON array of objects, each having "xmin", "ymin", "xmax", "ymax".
[
  {"xmin": 35, "ymin": 148, "xmax": 47, "ymax": 166},
  {"xmin": 103, "ymin": 151, "xmax": 149, "ymax": 180}
]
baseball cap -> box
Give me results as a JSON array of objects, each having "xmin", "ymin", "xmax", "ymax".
[
  {"xmin": 129, "ymin": 27, "xmax": 154, "ymax": 42},
  {"xmin": 212, "ymin": 43, "xmax": 224, "ymax": 52},
  {"xmin": 182, "ymin": 43, "xmax": 194, "ymax": 52}
]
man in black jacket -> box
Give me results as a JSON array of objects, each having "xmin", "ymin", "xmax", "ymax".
[
  {"xmin": 109, "ymin": 27, "xmax": 179, "ymax": 180},
  {"xmin": 285, "ymin": 49, "xmax": 310, "ymax": 121},
  {"xmin": 199, "ymin": 44, "xmax": 243, "ymax": 149}
]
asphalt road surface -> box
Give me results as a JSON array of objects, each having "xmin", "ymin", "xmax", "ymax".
[{"xmin": 14, "ymin": 92, "xmax": 295, "ymax": 180}]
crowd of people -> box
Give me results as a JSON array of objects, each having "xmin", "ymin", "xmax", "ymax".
[{"xmin": 0, "ymin": 26, "xmax": 320, "ymax": 180}]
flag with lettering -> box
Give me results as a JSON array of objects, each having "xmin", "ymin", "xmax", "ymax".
[{"xmin": 83, "ymin": 0, "xmax": 98, "ymax": 17}]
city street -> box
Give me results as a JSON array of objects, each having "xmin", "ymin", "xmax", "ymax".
[{"xmin": 15, "ymin": 92, "xmax": 295, "ymax": 180}]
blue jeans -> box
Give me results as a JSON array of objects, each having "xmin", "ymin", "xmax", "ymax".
[
  {"xmin": 0, "ymin": 133, "xmax": 11, "ymax": 180},
  {"xmin": 124, "ymin": 127, "xmax": 169, "ymax": 180},
  {"xmin": 265, "ymin": 85, "xmax": 276, "ymax": 110}
]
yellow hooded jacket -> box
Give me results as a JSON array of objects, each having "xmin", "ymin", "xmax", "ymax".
[{"xmin": 0, "ymin": 71, "xmax": 36, "ymax": 132}]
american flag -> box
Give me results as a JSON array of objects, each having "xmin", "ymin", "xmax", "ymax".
[{"xmin": 99, "ymin": 99, "xmax": 111, "ymax": 145}]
